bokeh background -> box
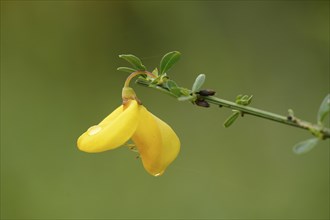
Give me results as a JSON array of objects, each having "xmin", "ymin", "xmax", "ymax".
[{"xmin": 1, "ymin": 1, "xmax": 329, "ymax": 219}]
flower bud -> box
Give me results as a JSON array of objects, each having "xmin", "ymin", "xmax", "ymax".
[
  {"xmin": 195, "ymin": 99, "xmax": 210, "ymax": 108},
  {"xmin": 198, "ymin": 89, "xmax": 216, "ymax": 96}
]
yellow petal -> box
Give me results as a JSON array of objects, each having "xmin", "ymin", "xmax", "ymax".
[
  {"xmin": 132, "ymin": 106, "xmax": 180, "ymax": 176},
  {"xmin": 77, "ymin": 100, "xmax": 140, "ymax": 153},
  {"xmin": 152, "ymin": 114, "xmax": 180, "ymax": 175}
]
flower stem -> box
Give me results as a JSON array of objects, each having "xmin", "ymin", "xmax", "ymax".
[
  {"xmin": 124, "ymin": 71, "xmax": 156, "ymax": 88},
  {"xmin": 135, "ymin": 78, "xmax": 330, "ymax": 139}
]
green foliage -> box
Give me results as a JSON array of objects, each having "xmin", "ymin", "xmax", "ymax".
[
  {"xmin": 288, "ymin": 109, "xmax": 295, "ymax": 118},
  {"xmin": 191, "ymin": 74, "xmax": 206, "ymax": 93},
  {"xmin": 236, "ymin": 94, "xmax": 253, "ymax": 106},
  {"xmin": 159, "ymin": 51, "xmax": 181, "ymax": 75},
  {"xmin": 291, "ymin": 94, "xmax": 330, "ymax": 153},
  {"xmin": 119, "ymin": 54, "xmax": 146, "ymax": 71},
  {"xmin": 152, "ymin": 68, "xmax": 159, "ymax": 77},
  {"xmin": 317, "ymin": 94, "xmax": 330, "ymax": 125},
  {"xmin": 223, "ymin": 94, "xmax": 253, "ymax": 128},
  {"xmin": 293, "ymin": 138, "xmax": 319, "ymax": 154},
  {"xmin": 164, "ymin": 80, "xmax": 182, "ymax": 97},
  {"xmin": 117, "ymin": 67, "xmax": 137, "ymax": 73},
  {"xmin": 224, "ymin": 111, "xmax": 240, "ymax": 128}
]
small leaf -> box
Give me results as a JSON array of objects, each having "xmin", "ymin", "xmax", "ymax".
[
  {"xmin": 170, "ymin": 88, "xmax": 182, "ymax": 97},
  {"xmin": 119, "ymin": 54, "xmax": 146, "ymax": 71},
  {"xmin": 191, "ymin": 74, "xmax": 206, "ymax": 93},
  {"xmin": 246, "ymin": 95, "xmax": 253, "ymax": 105},
  {"xmin": 293, "ymin": 138, "xmax": 319, "ymax": 154},
  {"xmin": 164, "ymin": 80, "xmax": 181, "ymax": 97},
  {"xmin": 317, "ymin": 94, "xmax": 330, "ymax": 124},
  {"xmin": 288, "ymin": 109, "xmax": 295, "ymax": 117},
  {"xmin": 223, "ymin": 111, "xmax": 240, "ymax": 128},
  {"xmin": 117, "ymin": 67, "xmax": 137, "ymax": 73},
  {"xmin": 165, "ymin": 79, "xmax": 178, "ymax": 89},
  {"xmin": 159, "ymin": 51, "xmax": 181, "ymax": 75},
  {"xmin": 152, "ymin": 68, "xmax": 159, "ymax": 77},
  {"xmin": 236, "ymin": 94, "xmax": 253, "ymax": 105},
  {"xmin": 236, "ymin": 95, "xmax": 243, "ymax": 102}
]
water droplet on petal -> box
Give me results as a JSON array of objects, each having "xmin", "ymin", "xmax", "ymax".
[
  {"xmin": 154, "ymin": 171, "xmax": 164, "ymax": 177},
  {"xmin": 87, "ymin": 125, "xmax": 102, "ymax": 136}
]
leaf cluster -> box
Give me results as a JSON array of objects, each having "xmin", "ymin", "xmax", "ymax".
[
  {"xmin": 118, "ymin": 51, "xmax": 180, "ymax": 76},
  {"xmin": 223, "ymin": 94, "xmax": 254, "ymax": 128},
  {"xmin": 118, "ymin": 51, "xmax": 215, "ymax": 106},
  {"xmin": 293, "ymin": 94, "xmax": 330, "ymax": 154}
]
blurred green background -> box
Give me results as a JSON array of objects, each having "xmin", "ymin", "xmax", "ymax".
[{"xmin": 1, "ymin": 1, "xmax": 329, "ymax": 219}]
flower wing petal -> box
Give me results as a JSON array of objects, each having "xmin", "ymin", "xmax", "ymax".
[
  {"xmin": 152, "ymin": 114, "xmax": 180, "ymax": 175},
  {"xmin": 132, "ymin": 107, "xmax": 180, "ymax": 176},
  {"xmin": 131, "ymin": 106, "xmax": 162, "ymax": 175},
  {"xmin": 77, "ymin": 100, "xmax": 140, "ymax": 153}
]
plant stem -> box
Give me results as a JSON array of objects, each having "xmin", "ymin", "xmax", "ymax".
[
  {"xmin": 135, "ymin": 78, "xmax": 330, "ymax": 139},
  {"xmin": 205, "ymin": 96, "xmax": 330, "ymax": 138},
  {"xmin": 124, "ymin": 71, "xmax": 156, "ymax": 87}
]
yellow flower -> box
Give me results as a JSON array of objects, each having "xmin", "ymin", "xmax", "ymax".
[{"xmin": 77, "ymin": 86, "xmax": 180, "ymax": 176}]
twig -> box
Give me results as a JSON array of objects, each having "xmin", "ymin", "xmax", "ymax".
[{"xmin": 136, "ymin": 78, "xmax": 330, "ymax": 139}]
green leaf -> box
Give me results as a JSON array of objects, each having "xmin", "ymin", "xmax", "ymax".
[
  {"xmin": 223, "ymin": 111, "xmax": 240, "ymax": 128},
  {"xmin": 288, "ymin": 109, "xmax": 295, "ymax": 117},
  {"xmin": 119, "ymin": 54, "xmax": 146, "ymax": 71},
  {"xmin": 293, "ymin": 138, "xmax": 319, "ymax": 154},
  {"xmin": 164, "ymin": 79, "xmax": 177, "ymax": 89},
  {"xmin": 152, "ymin": 68, "xmax": 159, "ymax": 77},
  {"xmin": 165, "ymin": 80, "xmax": 181, "ymax": 97},
  {"xmin": 191, "ymin": 74, "xmax": 206, "ymax": 93},
  {"xmin": 117, "ymin": 67, "xmax": 137, "ymax": 73},
  {"xmin": 236, "ymin": 94, "xmax": 253, "ymax": 105},
  {"xmin": 159, "ymin": 51, "xmax": 181, "ymax": 75},
  {"xmin": 246, "ymin": 95, "xmax": 253, "ymax": 105},
  {"xmin": 236, "ymin": 95, "xmax": 243, "ymax": 102},
  {"xmin": 317, "ymin": 94, "xmax": 330, "ymax": 124}
]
